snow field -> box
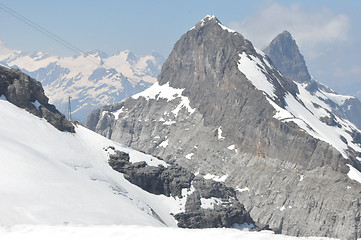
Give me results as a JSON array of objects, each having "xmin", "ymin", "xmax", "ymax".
[
  {"xmin": 0, "ymin": 225, "xmax": 335, "ymax": 240},
  {"xmin": 0, "ymin": 98, "xmax": 190, "ymax": 227}
]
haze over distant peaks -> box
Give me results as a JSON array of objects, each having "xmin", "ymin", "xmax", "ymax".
[{"xmin": 0, "ymin": 43, "xmax": 165, "ymax": 123}]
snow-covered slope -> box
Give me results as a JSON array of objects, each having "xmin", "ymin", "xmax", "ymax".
[
  {"xmin": 237, "ymin": 50, "xmax": 361, "ymax": 160},
  {"xmin": 0, "ymin": 96, "xmax": 185, "ymax": 226},
  {"xmin": 0, "ymin": 71, "xmax": 334, "ymax": 240},
  {"xmin": 0, "ymin": 41, "xmax": 164, "ymax": 123},
  {"xmin": 0, "ymin": 225, "xmax": 333, "ymax": 240}
]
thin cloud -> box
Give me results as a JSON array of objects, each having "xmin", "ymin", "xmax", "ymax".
[
  {"xmin": 228, "ymin": 2, "xmax": 350, "ymax": 51},
  {"xmin": 352, "ymin": 66, "xmax": 361, "ymax": 75}
]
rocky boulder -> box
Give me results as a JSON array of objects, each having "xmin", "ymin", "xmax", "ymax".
[{"xmin": 0, "ymin": 66, "xmax": 74, "ymax": 132}]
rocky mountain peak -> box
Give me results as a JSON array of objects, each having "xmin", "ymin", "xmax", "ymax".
[
  {"xmin": 263, "ymin": 31, "xmax": 311, "ymax": 83},
  {"xmin": 160, "ymin": 15, "xmax": 255, "ymax": 88},
  {"xmin": 197, "ymin": 15, "xmax": 221, "ymax": 26},
  {"xmin": 278, "ymin": 30, "xmax": 293, "ymax": 39},
  {"xmin": 158, "ymin": 16, "xmax": 297, "ymax": 111},
  {"xmin": 87, "ymin": 16, "xmax": 361, "ymax": 240},
  {"xmin": 189, "ymin": 15, "xmax": 241, "ymax": 38}
]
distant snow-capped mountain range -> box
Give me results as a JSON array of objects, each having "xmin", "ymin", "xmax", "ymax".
[{"xmin": 0, "ymin": 41, "xmax": 165, "ymax": 123}]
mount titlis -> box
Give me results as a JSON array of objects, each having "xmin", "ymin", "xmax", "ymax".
[{"xmin": 88, "ymin": 16, "xmax": 361, "ymax": 240}]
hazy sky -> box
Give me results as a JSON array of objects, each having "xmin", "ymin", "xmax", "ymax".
[{"xmin": 0, "ymin": 0, "xmax": 360, "ymax": 97}]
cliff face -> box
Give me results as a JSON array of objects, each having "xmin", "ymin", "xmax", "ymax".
[
  {"xmin": 0, "ymin": 66, "xmax": 74, "ymax": 132},
  {"xmin": 87, "ymin": 16, "xmax": 361, "ymax": 240}
]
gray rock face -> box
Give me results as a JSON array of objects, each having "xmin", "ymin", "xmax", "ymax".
[
  {"xmin": 107, "ymin": 148, "xmax": 253, "ymax": 228},
  {"xmin": 264, "ymin": 31, "xmax": 361, "ymax": 130},
  {"xmin": 88, "ymin": 16, "xmax": 361, "ymax": 239},
  {"xmin": 0, "ymin": 66, "xmax": 74, "ymax": 132},
  {"xmin": 263, "ymin": 31, "xmax": 311, "ymax": 84}
]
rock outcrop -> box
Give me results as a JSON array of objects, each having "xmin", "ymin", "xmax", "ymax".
[
  {"xmin": 0, "ymin": 66, "xmax": 74, "ymax": 132},
  {"xmin": 108, "ymin": 148, "xmax": 193, "ymax": 197},
  {"xmin": 174, "ymin": 177, "xmax": 253, "ymax": 229},
  {"xmin": 107, "ymin": 147, "xmax": 253, "ymax": 228},
  {"xmin": 88, "ymin": 16, "xmax": 361, "ymax": 239}
]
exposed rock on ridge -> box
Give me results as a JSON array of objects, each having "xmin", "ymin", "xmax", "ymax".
[
  {"xmin": 88, "ymin": 16, "xmax": 361, "ymax": 240},
  {"xmin": 0, "ymin": 66, "xmax": 74, "ymax": 132}
]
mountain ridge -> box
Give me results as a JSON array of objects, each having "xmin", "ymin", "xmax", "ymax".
[{"xmin": 264, "ymin": 31, "xmax": 361, "ymax": 130}]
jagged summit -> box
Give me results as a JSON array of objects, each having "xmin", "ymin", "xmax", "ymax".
[
  {"xmin": 190, "ymin": 15, "xmax": 237, "ymax": 34},
  {"xmin": 263, "ymin": 31, "xmax": 311, "ymax": 83},
  {"xmin": 196, "ymin": 15, "xmax": 220, "ymax": 26},
  {"xmin": 279, "ymin": 30, "xmax": 293, "ymax": 39},
  {"xmin": 202, "ymin": 15, "xmax": 218, "ymax": 22}
]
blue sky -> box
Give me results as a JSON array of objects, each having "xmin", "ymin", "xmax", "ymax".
[{"xmin": 0, "ymin": 0, "xmax": 360, "ymax": 96}]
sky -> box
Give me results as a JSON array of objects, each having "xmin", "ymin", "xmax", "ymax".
[{"xmin": 0, "ymin": 0, "xmax": 360, "ymax": 97}]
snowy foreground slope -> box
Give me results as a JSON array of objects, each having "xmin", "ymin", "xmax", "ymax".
[
  {"xmin": 0, "ymin": 225, "xmax": 333, "ymax": 240},
  {"xmin": 0, "ymin": 95, "xmax": 336, "ymax": 240},
  {"xmin": 0, "ymin": 97, "xmax": 180, "ymax": 226}
]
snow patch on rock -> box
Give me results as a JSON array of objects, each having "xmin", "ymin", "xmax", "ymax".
[
  {"xmin": 133, "ymin": 82, "xmax": 195, "ymax": 116},
  {"xmin": 236, "ymin": 187, "xmax": 250, "ymax": 192},
  {"xmin": 347, "ymin": 164, "xmax": 361, "ymax": 184},
  {"xmin": 203, "ymin": 174, "xmax": 228, "ymax": 182},
  {"xmin": 217, "ymin": 126, "xmax": 225, "ymax": 140},
  {"xmin": 159, "ymin": 139, "xmax": 169, "ymax": 148},
  {"xmin": 185, "ymin": 153, "xmax": 194, "ymax": 160},
  {"xmin": 200, "ymin": 197, "xmax": 223, "ymax": 210}
]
